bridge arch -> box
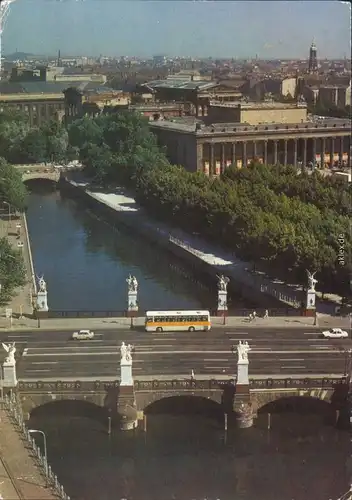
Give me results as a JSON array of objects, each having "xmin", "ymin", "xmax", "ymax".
[
  {"xmin": 143, "ymin": 394, "xmax": 224, "ymax": 419},
  {"xmin": 256, "ymin": 393, "xmax": 334, "ymax": 416},
  {"xmin": 28, "ymin": 399, "xmax": 109, "ymax": 424}
]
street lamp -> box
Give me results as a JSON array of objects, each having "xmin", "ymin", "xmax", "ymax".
[{"xmin": 28, "ymin": 429, "xmax": 48, "ymax": 475}]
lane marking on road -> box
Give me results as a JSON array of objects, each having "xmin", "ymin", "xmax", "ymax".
[
  {"xmin": 26, "ymin": 369, "xmax": 51, "ymax": 373},
  {"xmin": 7, "ymin": 335, "xmax": 29, "ymax": 339},
  {"xmin": 281, "ymin": 365, "xmax": 306, "ymax": 369},
  {"xmin": 31, "ymin": 361, "xmax": 59, "ymax": 365},
  {"xmin": 203, "ymin": 358, "xmax": 231, "ymax": 362},
  {"xmin": 279, "ymin": 358, "xmax": 304, "ymax": 362},
  {"xmin": 303, "ymin": 333, "xmax": 322, "ymax": 335}
]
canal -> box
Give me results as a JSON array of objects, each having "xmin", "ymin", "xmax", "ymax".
[{"xmin": 25, "ymin": 182, "xmax": 228, "ymax": 312}]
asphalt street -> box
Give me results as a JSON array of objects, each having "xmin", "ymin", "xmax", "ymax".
[{"xmin": 1, "ymin": 327, "xmax": 349, "ymax": 380}]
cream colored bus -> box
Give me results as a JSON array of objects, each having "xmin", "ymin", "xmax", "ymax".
[{"xmin": 145, "ymin": 310, "xmax": 211, "ymax": 332}]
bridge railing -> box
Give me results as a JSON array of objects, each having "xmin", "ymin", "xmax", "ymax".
[
  {"xmin": 3, "ymin": 394, "xmax": 71, "ymax": 500},
  {"xmin": 17, "ymin": 377, "xmax": 347, "ymax": 393}
]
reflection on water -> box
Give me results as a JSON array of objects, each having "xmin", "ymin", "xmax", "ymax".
[
  {"xmin": 26, "ymin": 183, "xmax": 243, "ymax": 311},
  {"xmin": 28, "ymin": 412, "xmax": 350, "ymax": 500}
]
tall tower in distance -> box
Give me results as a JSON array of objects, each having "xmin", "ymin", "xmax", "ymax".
[{"xmin": 308, "ymin": 40, "xmax": 318, "ymax": 73}]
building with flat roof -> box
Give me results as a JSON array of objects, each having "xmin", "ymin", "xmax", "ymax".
[{"xmin": 149, "ymin": 112, "xmax": 351, "ymax": 175}]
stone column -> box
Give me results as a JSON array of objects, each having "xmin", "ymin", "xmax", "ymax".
[
  {"xmin": 253, "ymin": 141, "xmax": 257, "ymax": 159},
  {"xmin": 2, "ymin": 344, "xmax": 18, "ymax": 388},
  {"xmin": 283, "ymin": 139, "xmax": 288, "ymax": 166},
  {"xmin": 273, "ymin": 140, "xmax": 278, "ymax": 164},
  {"xmin": 217, "ymin": 275, "xmax": 229, "ymax": 316},
  {"xmin": 302, "ymin": 138, "xmax": 307, "ymax": 169},
  {"xmin": 35, "ymin": 277, "xmax": 49, "ymax": 318},
  {"xmin": 321, "ymin": 138, "xmax": 326, "ymax": 168},
  {"xmin": 242, "ymin": 142, "xmax": 247, "ymax": 167},
  {"xmin": 210, "ymin": 143, "xmax": 215, "ymax": 176},
  {"xmin": 221, "ymin": 143, "xmax": 226, "ymax": 173},
  {"xmin": 348, "ymin": 140, "xmax": 351, "ymax": 168},
  {"xmin": 232, "ymin": 142, "xmax": 236, "ymax": 167},
  {"xmin": 126, "ymin": 275, "xmax": 138, "ymax": 317},
  {"xmin": 263, "ymin": 140, "xmax": 268, "ymax": 165},
  {"xmin": 234, "ymin": 341, "xmax": 253, "ymax": 429},
  {"xmin": 330, "ymin": 137, "xmax": 335, "ymax": 167},
  {"xmin": 196, "ymin": 142, "xmax": 203, "ymax": 172},
  {"xmin": 119, "ymin": 343, "xmax": 138, "ymax": 431},
  {"xmin": 293, "ymin": 139, "xmax": 298, "ymax": 167},
  {"xmin": 339, "ymin": 137, "xmax": 344, "ymax": 165},
  {"xmin": 311, "ymin": 138, "xmax": 316, "ymax": 166}
]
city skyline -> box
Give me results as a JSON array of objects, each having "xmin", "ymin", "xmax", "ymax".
[{"xmin": 2, "ymin": 0, "xmax": 351, "ymax": 59}]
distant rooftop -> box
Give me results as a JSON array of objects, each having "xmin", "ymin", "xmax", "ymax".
[
  {"xmin": 142, "ymin": 79, "xmax": 218, "ymax": 91},
  {"xmin": 209, "ymin": 100, "xmax": 307, "ymax": 109}
]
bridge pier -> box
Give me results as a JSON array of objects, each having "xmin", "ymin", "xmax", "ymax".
[{"xmin": 234, "ymin": 340, "xmax": 254, "ymax": 428}]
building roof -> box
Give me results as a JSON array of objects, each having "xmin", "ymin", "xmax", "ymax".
[
  {"xmin": 142, "ymin": 79, "xmax": 218, "ymax": 91},
  {"xmin": 149, "ymin": 116, "xmax": 351, "ymax": 136},
  {"xmin": 209, "ymin": 100, "xmax": 307, "ymax": 110},
  {"xmin": 0, "ymin": 80, "xmax": 104, "ymax": 95}
]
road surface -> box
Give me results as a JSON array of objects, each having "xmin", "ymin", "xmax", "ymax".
[{"xmin": 2, "ymin": 327, "xmax": 348, "ymax": 379}]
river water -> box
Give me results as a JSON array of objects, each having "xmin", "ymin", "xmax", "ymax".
[
  {"xmin": 25, "ymin": 183, "xmax": 220, "ymax": 312},
  {"xmin": 25, "ymin": 182, "xmax": 350, "ymax": 500}
]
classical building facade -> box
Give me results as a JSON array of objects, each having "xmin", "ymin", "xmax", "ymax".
[
  {"xmin": 150, "ymin": 115, "xmax": 351, "ymax": 174},
  {"xmin": 0, "ymin": 93, "xmax": 65, "ymax": 127}
]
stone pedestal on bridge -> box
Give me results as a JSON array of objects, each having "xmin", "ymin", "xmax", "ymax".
[
  {"xmin": 304, "ymin": 271, "xmax": 317, "ymax": 317},
  {"xmin": 2, "ymin": 360, "xmax": 17, "ymax": 388}
]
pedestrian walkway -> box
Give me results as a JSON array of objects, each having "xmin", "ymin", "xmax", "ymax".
[
  {"xmin": 0, "ymin": 314, "xmax": 349, "ymax": 332},
  {"xmin": 0, "ymin": 212, "xmax": 34, "ymax": 318},
  {"xmin": 83, "ymin": 183, "xmax": 342, "ymax": 315},
  {"xmin": 0, "ymin": 407, "xmax": 58, "ymax": 499}
]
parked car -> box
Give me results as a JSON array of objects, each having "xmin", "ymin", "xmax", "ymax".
[
  {"xmin": 72, "ymin": 329, "xmax": 94, "ymax": 340},
  {"xmin": 321, "ymin": 328, "xmax": 348, "ymax": 339}
]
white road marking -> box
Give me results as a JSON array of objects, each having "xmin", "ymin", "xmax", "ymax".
[
  {"xmin": 304, "ymin": 332, "xmax": 321, "ymax": 335},
  {"xmin": 203, "ymin": 358, "xmax": 231, "ymax": 362},
  {"xmin": 26, "ymin": 369, "xmax": 51, "ymax": 373},
  {"xmin": 279, "ymin": 358, "xmax": 304, "ymax": 362},
  {"xmin": 281, "ymin": 365, "xmax": 306, "ymax": 369},
  {"xmin": 31, "ymin": 361, "xmax": 59, "ymax": 365},
  {"xmin": 7, "ymin": 335, "xmax": 29, "ymax": 339}
]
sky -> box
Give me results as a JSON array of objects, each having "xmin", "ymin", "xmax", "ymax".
[{"xmin": 1, "ymin": 0, "xmax": 351, "ymax": 59}]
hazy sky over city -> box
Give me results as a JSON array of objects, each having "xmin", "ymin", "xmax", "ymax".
[{"xmin": 2, "ymin": 0, "xmax": 351, "ymax": 59}]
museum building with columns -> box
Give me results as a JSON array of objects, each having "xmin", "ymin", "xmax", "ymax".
[{"xmin": 149, "ymin": 100, "xmax": 351, "ymax": 174}]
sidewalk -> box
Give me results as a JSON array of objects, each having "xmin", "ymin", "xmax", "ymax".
[
  {"xmin": 0, "ymin": 314, "xmax": 350, "ymax": 332},
  {"xmin": 0, "ymin": 213, "xmax": 34, "ymax": 317},
  {"xmin": 0, "ymin": 408, "xmax": 58, "ymax": 499}
]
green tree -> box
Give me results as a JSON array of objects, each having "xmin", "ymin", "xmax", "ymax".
[
  {"xmin": 0, "ymin": 157, "xmax": 27, "ymax": 211},
  {"xmin": 0, "ymin": 108, "xmax": 30, "ymax": 162},
  {"xmin": 0, "ymin": 237, "xmax": 26, "ymax": 304}
]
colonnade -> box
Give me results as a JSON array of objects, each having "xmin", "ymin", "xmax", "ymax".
[{"xmin": 199, "ymin": 136, "xmax": 350, "ymax": 175}]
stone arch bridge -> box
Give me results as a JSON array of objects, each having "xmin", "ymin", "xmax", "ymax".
[
  {"xmin": 22, "ymin": 170, "xmax": 60, "ymax": 182},
  {"xmin": 16, "ymin": 376, "xmax": 347, "ymax": 419}
]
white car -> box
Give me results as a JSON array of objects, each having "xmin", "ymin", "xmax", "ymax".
[
  {"xmin": 321, "ymin": 328, "xmax": 348, "ymax": 339},
  {"xmin": 72, "ymin": 329, "xmax": 94, "ymax": 340}
]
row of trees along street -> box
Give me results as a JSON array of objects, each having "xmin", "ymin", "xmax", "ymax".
[{"xmin": 0, "ymin": 107, "xmax": 351, "ymax": 303}]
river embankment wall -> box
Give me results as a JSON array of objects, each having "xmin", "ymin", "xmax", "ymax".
[
  {"xmin": 60, "ymin": 177, "xmax": 301, "ymax": 310},
  {"xmin": 22, "ymin": 212, "xmax": 37, "ymax": 296}
]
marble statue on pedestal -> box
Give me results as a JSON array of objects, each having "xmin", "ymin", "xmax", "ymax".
[
  {"xmin": 126, "ymin": 275, "xmax": 138, "ymax": 313},
  {"xmin": 2, "ymin": 342, "xmax": 17, "ymax": 387},
  {"xmin": 236, "ymin": 340, "xmax": 251, "ymax": 386},
  {"xmin": 306, "ymin": 270, "xmax": 318, "ymax": 310},
  {"xmin": 2, "ymin": 342, "xmax": 16, "ymax": 365},
  {"xmin": 120, "ymin": 341, "xmax": 133, "ymax": 386},
  {"xmin": 216, "ymin": 274, "xmax": 230, "ymax": 313},
  {"xmin": 36, "ymin": 275, "xmax": 49, "ymax": 312}
]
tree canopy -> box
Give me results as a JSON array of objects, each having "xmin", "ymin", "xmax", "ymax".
[
  {"xmin": 0, "ymin": 236, "xmax": 26, "ymax": 305},
  {"xmin": 0, "ymin": 157, "xmax": 28, "ymax": 211},
  {"xmin": 67, "ymin": 111, "xmax": 350, "ymax": 297}
]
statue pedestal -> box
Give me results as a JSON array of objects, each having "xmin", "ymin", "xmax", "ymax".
[
  {"xmin": 36, "ymin": 291, "xmax": 49, "ymax": 317},
  {"xmin": 217, "ymin": 290, "xmax": 228, "ymax": 316},
  {"xmin": 305, "ymin": 289, "xmax": 316, "ymax": 317},
  {"xmin": 2, "ymin": 362, "xmax": 17, "ymax": 387},
  {"xmin": 127, "ymin": 291, "xmax": 138, "ymax": 317},
  {"xmin": 237, "ymin": 361, "xmax": 249, "ymax": 386},
  {"xmin": 120, "ymin": 359, "xmax": 133, "ymax": 386}
]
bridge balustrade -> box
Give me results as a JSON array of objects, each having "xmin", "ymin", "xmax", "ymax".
[{"xmin": 17, "ymin": 377, "xmax": 346, "ymax": 393}]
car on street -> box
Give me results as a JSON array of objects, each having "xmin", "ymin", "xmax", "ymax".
[
  {"xmin": 321, "ymin": 328, "xmax": 348, "ymax": 339},
  {"xmin": 72, "ymin": 329, "xmax": 95, "ymax": 340}
]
